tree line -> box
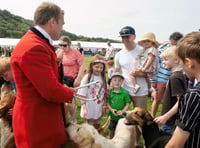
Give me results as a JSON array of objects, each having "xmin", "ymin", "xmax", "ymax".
[{"xmin": 0, "ymin": 9, "xmax": 120, "ymax": 43}]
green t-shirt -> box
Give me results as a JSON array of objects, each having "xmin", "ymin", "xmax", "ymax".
[{"xmin": 107, "ymin": 87, "xmax": 131, "ymax": 121}]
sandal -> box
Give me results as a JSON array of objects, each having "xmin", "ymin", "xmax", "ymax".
[{"xmin": 133, "ymin": 84, "xmax": 140, "ymax": 94}]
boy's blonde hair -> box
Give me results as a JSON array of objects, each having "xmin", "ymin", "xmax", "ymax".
[
  {"xmin": 0, "ymin": 57, "xmax": 11, "ymax": 76},
  {"xmin": 176, "ymin": 32, "xmax": 200, "ymax": 64},
  {"xmin": 161, "ymin": 46, "xmax": 177, "ymax": 59}
]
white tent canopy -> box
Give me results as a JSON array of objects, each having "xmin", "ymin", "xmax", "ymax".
[
  {"xmin": 0, "ymin": 38, "xmax": 20, "ymax": 47},
  {"xmin": 0, "ymin": 38, "xmax": 123, "ymax": 49}
]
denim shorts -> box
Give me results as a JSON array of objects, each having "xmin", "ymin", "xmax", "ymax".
[{"xmin": 161, "ymin": 124, "xmax": 175, "ymax": 135}]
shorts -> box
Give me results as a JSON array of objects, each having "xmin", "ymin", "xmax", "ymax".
[
  {"xmin": 106, "ymin": 57, "xmax": 114, "ymax": 61},
  {"xmin": 160, "ymin": 124, "xmax": 175, "ymax": 135},
  {"xmin": 107, "ymin": 78, "xmax": 111, "ymax": 85},
  {"xmin": 130, "ymin": 95, "xmax": 148, "ymax": 108},
  {"xmin": 108, "ymin": 120, "xmax": 118, "ymax": 130},
  {"xmin": 151, "ymin": 81, "xmax": 167, "ymax": 101},
  {"xmin": 87, "ymin": 118, "xmax": 101, "ymax": 125}
]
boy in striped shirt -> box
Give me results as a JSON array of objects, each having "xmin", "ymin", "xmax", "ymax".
[{"xmin": 166, "ymin": 32, "xmax": 200, "ymax": 148}]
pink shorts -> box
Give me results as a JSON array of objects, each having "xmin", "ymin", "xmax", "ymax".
[{"xmin": 151, "ymin": 81, "xmax": 167, "ymax": 101}]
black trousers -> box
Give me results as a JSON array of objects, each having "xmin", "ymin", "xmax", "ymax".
[{"xmin": 63, "ymin": 76, "xmax": 74, "ymax": 87}]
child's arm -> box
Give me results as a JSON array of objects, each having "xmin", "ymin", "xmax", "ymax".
[
  {"xmin": 76, "ymin": 75, "xmax": 88, "ymax": 118},
  {"xmin": 165, "ymin": 126, "xmax": 190, "ymax": 148},
  {"xmin": 140, "ymin": 53, "xmax": 155, "ymax": 72},
  {"xmin": 74, "ymin": 59, "xmax": 85, "ymax": 87},
  {"xmin": 117, "ymin": 103, "xmax": 130, "ymax": 116},
  {"xmin": 101, "ymin": 95, "xmax": 108, "ymax": 117},
  {"xmin": 154, "ymin": 96, "xmax": 179, "ymax": 125},
  {"xmin": 107, "ymin": 103, "xmax": 118, "ymax": 116},
  {"xmin": 130, "ymin": 68, "xmax": 147, "ymax": 77}
]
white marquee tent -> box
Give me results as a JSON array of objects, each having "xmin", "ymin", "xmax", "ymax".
[{"xmin": 0, "ymin": 38, "xmax": 123, "ymax": 50}]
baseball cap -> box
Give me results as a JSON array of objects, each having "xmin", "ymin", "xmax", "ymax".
[
  {"xmin": 119, "ymin": 26, "xmax": 135, "ymax": 37},
  {"xmin": 111, "ymin": 72, "xmax": 124, "ymax": 80}
]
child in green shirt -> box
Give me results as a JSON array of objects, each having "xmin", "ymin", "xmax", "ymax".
[{"xmin": 107, "ymin": 72, "xmax": 131, "ymax": 139}]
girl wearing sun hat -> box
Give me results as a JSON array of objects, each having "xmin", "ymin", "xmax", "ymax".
[{"xmin": 130, "ymin": 32, "xmax": 160, "ymax": 93}]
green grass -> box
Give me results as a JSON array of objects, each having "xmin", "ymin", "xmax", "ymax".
[
  {"xmin": 73, "ymin": 55, "xmax": 162, "ymax": 146},
  {"xmin": 0, "ymin": 56, "xmax": 162, "ymax": 147}
]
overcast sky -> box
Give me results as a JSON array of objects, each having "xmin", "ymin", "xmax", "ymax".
[{"xmin": 1, "ymin": 0, "xmax": 200, "ymax": 43}]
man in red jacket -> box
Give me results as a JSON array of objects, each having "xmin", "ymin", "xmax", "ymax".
[{"xmin": 10, "ymin": 2, "xmax": 74, "ymax": 148}]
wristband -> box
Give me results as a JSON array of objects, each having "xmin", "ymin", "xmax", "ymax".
[
  {"xmin": 57, "ymin": 58, "xmax": 62, "ymax": 62},
  {"xmin": 81, "ymin": 102, "xmax": 86, "ymax": 106},
  {"xmin": 103, "ymin": 105, "xmax": 107, "ymax": 109}
]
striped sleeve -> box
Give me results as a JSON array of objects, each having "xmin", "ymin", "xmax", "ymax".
[
  {"xmin": 176, "ymin": 92, "xmax": 200, "ymax": 131},
  {"xmin": 176, "ymin": 89, "xmax": 200, "ymax": 148}
]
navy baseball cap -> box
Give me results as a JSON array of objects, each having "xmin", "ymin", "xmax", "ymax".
[{"xmin": 119, "ymin": 26, "xmax": 135, "ymax": 37}]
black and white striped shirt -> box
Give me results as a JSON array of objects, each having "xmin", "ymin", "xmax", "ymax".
[{"xmin": 176, "ymin": 82, "xmax": 200, "ymax": 148}]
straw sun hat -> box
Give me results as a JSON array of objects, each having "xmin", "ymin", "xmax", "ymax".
[{"xmin": 138, "ymin": 32, "xmax": 159, "ymax": 48}]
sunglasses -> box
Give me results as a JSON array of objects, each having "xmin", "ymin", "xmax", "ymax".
[
  {"xmin": 58, "ymin": 44, "xmax": 68, "ymax": 47},
  {"xmin": 122, "ymin": 36, "xmax": 130, "ymax": 39}
]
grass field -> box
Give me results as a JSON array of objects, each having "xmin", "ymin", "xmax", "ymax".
[
  {"xmin": 73, "ymin": 55, "xmax": 162, "ymax": 145},
  {"xmin": 0, "ymin": 55, "xmax": 162, "ymax": 147}
]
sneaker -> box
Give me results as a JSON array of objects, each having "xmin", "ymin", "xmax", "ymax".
[{"xmin": 134, "ymin": 84, "xmax": 140, "ymax": 94}]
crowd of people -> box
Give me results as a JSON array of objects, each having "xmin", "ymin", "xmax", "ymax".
[
  {"xmin": 0, "ymin": 2, "xmax": 199, "ymax": 148},
  {"xmin": 0, "ymin": 46, "xmax": 13, "ymax": 57}
]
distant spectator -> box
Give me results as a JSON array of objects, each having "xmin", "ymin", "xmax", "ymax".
[
  {"xmin": 105, "ymin": 41, "xmax": 115, "ymax": 60},
  {"xmin": 77, "ymin": 42, "xmax": 84, "ymax": 55},
  {"xmin": 169, "ymin": 32, "xmax": 184, "ymax": 45},
  {"xmin": 106, "ymin": 60, "xmax": 114, "ymax": 87},
  {"xmin": 1, "ymin": 47, "xmax": 10, "ymax": 57}
]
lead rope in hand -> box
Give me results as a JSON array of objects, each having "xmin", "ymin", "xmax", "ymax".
[{"xmin": 71, "ymin": 81, "xmax": 103, "ymax": 122}]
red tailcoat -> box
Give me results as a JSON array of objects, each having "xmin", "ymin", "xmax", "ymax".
[{"xmin": 11, "ymin": 30, "xmax": 73, "ymax": 148}]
